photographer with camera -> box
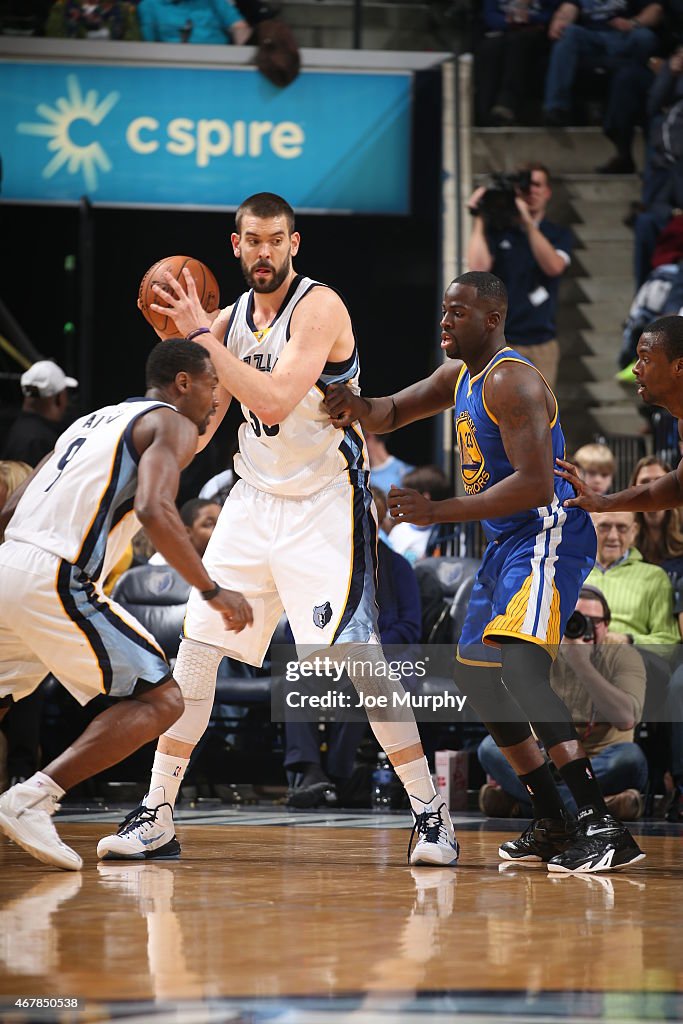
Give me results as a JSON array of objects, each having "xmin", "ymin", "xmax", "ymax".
[
  {"xmin": 467, "ymin": 163, "xmax": 572, "ymax": 390},
  {"xmin": 479, "ymin": 585, "xmax": 648, "ymax": 821}
]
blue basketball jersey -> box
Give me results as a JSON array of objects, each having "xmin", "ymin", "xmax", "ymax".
[{"xmin": 453, "ymin": 347, "xmax": 577, "ymax": 543}]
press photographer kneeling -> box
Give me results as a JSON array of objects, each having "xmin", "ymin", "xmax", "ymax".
[
  {"xmin": 478, "ymin": 586, "xmax": 649, "ymax": 821},
  {"xmin": 466, "ymin": 162, "xmax": 573, "ymax": 390}
]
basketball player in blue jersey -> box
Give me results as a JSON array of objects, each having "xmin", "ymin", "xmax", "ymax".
[
  {"xmin": 325, "ymin": 272, "xmax": 645, "ymax": 874},
  {"xmin": 98, "ymin": 193, "xmax": 459, "ymax": 868},
  {"xmin": 0, "ymin": 340, "xmax": 253, "ymax": 870}
]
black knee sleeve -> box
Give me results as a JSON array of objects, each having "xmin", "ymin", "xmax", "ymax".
[
  {"xmin": 455, "ymin": 662, "xmax": 532, "ymax": 747},
  {"xmin": 500, "ymin": 641, "xmax": 578, "ymax": 749}
]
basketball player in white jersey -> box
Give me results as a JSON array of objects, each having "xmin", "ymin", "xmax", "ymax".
[
  {"xmin": 98, "ymin": 193, "xmax": 458, "ymax": 868},
  {"xmin": 0, "ymin": 341, "xmax": 252, "ymax": 870}
]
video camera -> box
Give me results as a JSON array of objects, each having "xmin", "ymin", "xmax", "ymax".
[
  {"xmin": 564, "ymin": 611, "xmax": 595, "ymax": 643},
  {"xmin": 474, "ymin": 169, "xmax": 532, "ymax": 232}
]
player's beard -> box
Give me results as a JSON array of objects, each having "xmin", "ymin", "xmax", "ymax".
[{"xmin": 242, "ymin": 254, "xmax": 292, "ymax": 293}]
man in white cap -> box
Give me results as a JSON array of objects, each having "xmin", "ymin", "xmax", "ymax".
[{"xmin": 1, "ymin": 360, "xmax": 79, "ymax": 467}]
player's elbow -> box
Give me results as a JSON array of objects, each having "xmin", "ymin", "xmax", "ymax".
[
  {"xmin": 134, "ymin": 497, "xmax": 172, "ymax": 529},
  {"xmin": 253, "ymin": 398, "xmax": 289, "ymax": 426},
  {"xmin": 533, "ymin": 477, "xmax": 555, "ymax": 507}
]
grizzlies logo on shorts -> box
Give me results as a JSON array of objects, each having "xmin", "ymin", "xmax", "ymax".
[{"xmin": 313, "ymin": 601, "xmax": 333, "ymax": 629}]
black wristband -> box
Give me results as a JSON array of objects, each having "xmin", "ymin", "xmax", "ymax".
[
  {"xmin": 186, "ymin": 327, "xmax": 212, "ymax": 341},
  {"xmin": 200, "ymin": 581, "xmax": 221, "ymax": 601},
  {"xmin": 625, "ymin": 633, "xmax": 634, "ymax": 645}
]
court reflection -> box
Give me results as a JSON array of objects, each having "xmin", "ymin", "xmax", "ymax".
[{"xmin": 0, "ymin": 824, "xmax": 678, "ymax": 1010}]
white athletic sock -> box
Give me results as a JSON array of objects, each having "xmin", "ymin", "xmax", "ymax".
[
  {"xmin": 393, "ymin": 756, "xmax": 437, "ymax": 806},
  {"xmin": 22, "ymin": 771, "xmax": 65, "ymax": 800},
  {"xmin": 146, "ymin": 753, "xmax": 190, "ymax": 809}
]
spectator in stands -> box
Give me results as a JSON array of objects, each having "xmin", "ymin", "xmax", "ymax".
[
  {"xmin": 388, "ymin": 465, "xmax": 451, "ymax": 565},
  {"xmin": 45, "ymin": 0, "xmax": 141, "ymax": 39},
  {"xmin": 629, "ymin": 456, "xmax": 683, "ymax": 823},
  {"xmin": 618, "ymin": 256, "xmax": 683, "ymax": 371},
  {"xmin": 585, "ymin": 509, "xmax": 680, "ymax": 648},
  {"xmin": 0, "ymin": 462, "xmax": 32, "ymax": 541},
  {"xmin": 467, "ymin": 163, "xmax": 572, "ymax": 389},
  {"xmin": 572, "ymin": 442, "xmax": 616, "ymax": 496},
  {"xmin": 598, "ymin": 0, "xmax": 683, "ymax": 172},
  {"xmin": 366, "ymin": 433, "xmax": 414, "ymax": 537},
  {"xmin": 597, "ymin": 60, "xmax": 654, "ymax": 174},
  {"xmin": 1, "ymin": 361, "xmax": 78, "ymax": 467},
  {"xmin": 285, "ymin": 486, "xmax": 422, "ymax": 808},
  {"xmin": 479, "ymin": 586, "xmax": 648, "ymax": 820},
  {"xmin": 136, "ymin": 0, "xmax": 250, "ymax": 44},
  {"xmin": 148, "ymin": 497, "xmax": 222, "ymax": 565},
  {"xmin": 473, "ymin": 0, "xmax": 558, "ymax": 126},
  {"xmin": 366, "ymin": 433, "xmax": 414, "ymax": 494},
  {"xmin": 630, "ymin": 456, "xmax": 683, "ymax": 579},
  {"xmin": 585, "ymin": 509, "xmax": 679, "ymax": 758},
  {"xmin": 630, "ymin": 49, "xmax": 683, "ymax": 287},
  {"xmin": 542, "ymin": 0, "xmax": 662, "ymax": 127}
]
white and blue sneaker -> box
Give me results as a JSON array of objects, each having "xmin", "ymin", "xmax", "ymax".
[
  {"xmin": 96, "ymin": 788, "xmax": 180, "ymax": 861},
  {"xmin": 0, "ymin": 781, "xmax": 82, "ymax": 871},
  {"xmin": 408, "ymin": 795, "xmax": 460, "ymax": 866}
]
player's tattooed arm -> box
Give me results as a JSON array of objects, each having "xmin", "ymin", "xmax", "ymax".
[
  {"xmin": 486, "ymin": 361, "xmax": 555, "ymax": 508},
  {"xmin": 388, "ymin": 362, "xmax": 554, "ymax": 526}
]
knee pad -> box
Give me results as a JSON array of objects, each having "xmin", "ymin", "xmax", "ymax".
[
  {"xmin": 163, "ymin": 639, "xmax": 224, "ymax": 747},
  {"xmin": 173, "ymin": 639, "xmax": 223, "ymax": 700}
]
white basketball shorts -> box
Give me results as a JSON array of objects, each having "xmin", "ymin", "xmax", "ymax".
[
  {"xmin": 183, "ymin": 477, "xmax": 379, "ymax": 665},
  {"xmin": 0, "ymin": 541, "xmax": 171, "ymax": 705}
]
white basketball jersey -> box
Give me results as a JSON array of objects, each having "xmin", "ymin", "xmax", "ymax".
[
  {"xmin": 225, "ymin": 275, "xmax": 367, "ymax": 497},
  {"xmin": 7, "ymin": 399, "xmax": 174, "ymax": 583}
]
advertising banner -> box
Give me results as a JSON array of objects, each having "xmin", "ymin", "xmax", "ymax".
[{"xmin": 0, "ymin": 61, "xmax": 411, "ymax": 212}]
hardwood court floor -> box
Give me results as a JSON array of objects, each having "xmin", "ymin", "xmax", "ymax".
[{"xmin": 1, "ymin": 812, "xmax": 682, "ymax": 1023}]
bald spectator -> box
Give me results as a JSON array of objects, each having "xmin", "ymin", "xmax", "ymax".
[{"xmin": 1, "ymin": 361, "xmax": 78, "ymax": 467}]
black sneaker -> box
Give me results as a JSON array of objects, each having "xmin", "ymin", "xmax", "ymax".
[
  {"xmin": 547, "ymin": 813, "xmax": 645, "ymax": 874},
  {"xmin": 665, "ymin": 787, "xmax": 682, "ymax": 823},
  {"xmin": 286, "ymin": 780, "xmax": 338, "ymax": 809},
  {"xmin": 499, "ymin": 815, "xmax": 576, "ymax": 863}
]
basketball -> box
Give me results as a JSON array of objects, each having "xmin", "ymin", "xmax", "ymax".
[{"xmin": 138, "ymin": 255, "xmax": 220, "ymax": 339}]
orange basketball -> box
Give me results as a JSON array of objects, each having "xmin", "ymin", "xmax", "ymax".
[{"xmin": 138, "ymin": 256, "xmax": 220, "ymax": 339}]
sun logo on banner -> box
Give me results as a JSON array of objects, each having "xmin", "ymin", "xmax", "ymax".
[{"xmin": 17, "ymin": 74, "xmax": 120, "ymax": 192}]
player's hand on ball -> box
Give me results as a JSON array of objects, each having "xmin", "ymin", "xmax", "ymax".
[
  {"xmin": 324, "ymin": 382, "xmax": 367, "ymax": 427},
  {"xmin": 388, "ymin": 486, "xmax": 435, "ymax": 526},
  {"xmin": 150, "ymin": 268, "xmax": 212, "ymax": 338},
  {"xmin": 207, "ymin": 588, "xmax": 254, "ymax": 632}
]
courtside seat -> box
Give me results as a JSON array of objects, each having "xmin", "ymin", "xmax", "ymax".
[{"xmin": 111, "ymin": 564, "xmax": 190, "ymax": 663}]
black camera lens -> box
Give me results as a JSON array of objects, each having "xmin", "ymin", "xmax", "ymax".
[{"xmin": 564, "ymin": 611, "xmax": 594, "ymax": 641}]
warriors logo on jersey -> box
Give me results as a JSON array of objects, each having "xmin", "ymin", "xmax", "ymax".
[{"xmin": 455, "ymin": 411, "xmax": 490, "ymax": 494}]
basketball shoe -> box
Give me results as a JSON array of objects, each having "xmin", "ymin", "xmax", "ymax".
[
  {"xmin": 547, "ymin": 811, "xmax": 645, "ymax": 873},
  {"xmin": 408, "ymin": 795, "xmax": 460, "ymax": 866},
  {"xmin": 499, "ymin": 814, "xmax": 576, "ymax": 863},
  {"xmin": 97, "ymin": 788, "xmax": 180, "ymax": 861},
  {"xmin": 0, "ymin": 781, "xmax": 82, "ymax": 871}
]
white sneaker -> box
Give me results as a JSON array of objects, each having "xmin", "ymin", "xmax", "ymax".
[
  {"xmin": 0, "ymin": 783, "xmax": 82, "ymax": 871},
  {"xmin": 408, "ymin": 795, "xmax": 459, "ymax": 866},
  {"xmin": 97, "ymin": 789, "xmax": 180, "ymax": 861}
]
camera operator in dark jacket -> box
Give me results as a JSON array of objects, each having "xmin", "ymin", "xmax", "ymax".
[
  {"xmin": 466, "ymin": 162, "xmax": 573, "ymax": 389},
  {"xmin": 478, "ymin": 585, "xmax": 649, "ymax": 821}
]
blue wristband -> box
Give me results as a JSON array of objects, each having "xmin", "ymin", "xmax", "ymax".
[{"xmin": 186, "ymin": 327, "xmax": 212, "ymax": 341}]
